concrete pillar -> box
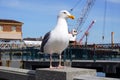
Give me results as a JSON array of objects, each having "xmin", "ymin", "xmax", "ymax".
[
  {"xmin": 36, "ymin": 67, "xmax": 96, "ymax": 80},
  {"xmin": 6, "ymin": 60, "xmax": 11, "ymax": 67},
  {"xmin": 20, "ymin": 60, "xmax": 23, "ymax": 68}
]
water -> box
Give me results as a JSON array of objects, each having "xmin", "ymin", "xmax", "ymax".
[{"xmin": 97, "ymin": 72, "xmax": 105, "ymax": 77}]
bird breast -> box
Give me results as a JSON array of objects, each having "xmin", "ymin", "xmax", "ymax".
[{"xmin": 44, "ymin": 30, "xmax": 69, "ymax": 54}]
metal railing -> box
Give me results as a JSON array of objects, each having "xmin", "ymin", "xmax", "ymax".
[{"xmin": 0, "ymin": 46, "xmax": 120, "ymax": 61}]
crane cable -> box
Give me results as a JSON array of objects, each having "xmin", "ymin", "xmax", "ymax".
[
  {"xmin": 68, "ymin": 0, "xmax": 82, "ymax": 34},
  {"xmin": 69, "ymin": 0, "xmax": 82, "ymax": 12},
  {"xmin": 102, "ymin": 0, "xmax": 107, "ymax": 42}
]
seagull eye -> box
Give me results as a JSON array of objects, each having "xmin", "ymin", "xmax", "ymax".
[{"xmin": 63, "ymin": 12, "xmax": 66, "ymax": 14}]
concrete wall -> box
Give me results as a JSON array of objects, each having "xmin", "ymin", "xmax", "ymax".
[
  {"xmin": 1, "ymin": 60, "xmax": 23, "ymax": 68},
  {"xmin": 74, "ymin": 75, "xmax": 119, "ymax": 80},
  {"xmin": 0, "ymin": 66, "xmax": 119, "ymax": 80},
  {"xmin": 0, "ymin": 66, "xmax": 35, "ymax": 80}
]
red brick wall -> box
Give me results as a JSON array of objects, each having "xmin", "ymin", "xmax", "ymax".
[
  {"xmin": 16, "ymin": 26, "xmax": 22, "ymax": 32},
  {"xmin": 1, "ymin": 25, "xmax": 22, "ymax": 32},
  {"xmin": 3, "ymin": 25, "xmax": 11, "ymax": 32}
]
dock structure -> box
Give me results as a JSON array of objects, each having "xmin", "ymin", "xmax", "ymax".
[
  {"xmin": 72, "ymin": 60, "xmax": 120, "ymax": 78},
  {"xmin": 0, "ymin": 42, "xmax": 120, "ymax": 79},
  {"xmin": 23, "ymin": 60, "xmax": 120, "ymax": 78}
]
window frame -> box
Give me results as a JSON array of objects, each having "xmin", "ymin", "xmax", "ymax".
[
  {"xmin": 11, "ymin": 26, "xmax": 16, "ymax": 32},
  {"xmin": 0, "ymin": 25, "xmax": 3, "ymax": 31}
]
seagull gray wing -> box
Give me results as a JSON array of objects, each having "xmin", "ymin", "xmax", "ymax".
[{"xmin": 40, "ymin": 31, "xmax": 51, "ymax": 52}]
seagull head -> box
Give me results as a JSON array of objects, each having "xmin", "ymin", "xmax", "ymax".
[{"xmin": 58, "ymin": 10, "xmax": 75, "ymax": 19}]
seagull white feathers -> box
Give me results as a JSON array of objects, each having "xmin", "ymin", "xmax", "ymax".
[{"xmin": 40, "ymin": 10, "xmax": 74, "ymax": 69}]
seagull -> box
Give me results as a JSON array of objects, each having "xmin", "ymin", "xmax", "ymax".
[{"xmin": 40, "ymin": 10, "xmax": 74, "ymax": 69}]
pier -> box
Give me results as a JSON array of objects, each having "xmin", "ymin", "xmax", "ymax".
[
  {"xmin": 23, "ymin": 60, "xmax": 120, "ymax": 78},
  {"xmin": 0, "ymin": 43, "xmax": 120, "ymax": 79}
]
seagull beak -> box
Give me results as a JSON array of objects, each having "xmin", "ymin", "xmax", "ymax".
[{"xmin": 68, "ymin": 15, "xmax": 75, "ymax": 19}]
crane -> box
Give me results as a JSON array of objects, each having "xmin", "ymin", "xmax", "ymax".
[
  {"xmin": 69, "ymin": 0, "xmax": 96, "ymax": 46},
  {"xmin": 79, "ymin": 20, "xmax": 96, "ymax": 45}
]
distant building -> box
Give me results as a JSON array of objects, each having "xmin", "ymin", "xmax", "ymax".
[
  {"xmin": 0, "ymin": 19, "xmax": 23, "ymax": 40},
  {"xmin": 23, "ymin": 37, "xmax": 42, "ymax": 47},
  {"xmin": 0, "ymin": 19, "xmax": 23, "ymax": 49}
]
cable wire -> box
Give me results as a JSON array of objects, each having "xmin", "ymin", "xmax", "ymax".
[
  {"xmin": 69, "ymin": 0, "xmax": 82, "ymax": 12},
  {"xmin": 102, "ymin": 0, "xmax": 107, "ymax": 42}
]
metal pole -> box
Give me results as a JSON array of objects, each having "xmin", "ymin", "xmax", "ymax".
[
  {"xmin": 93, "ymin": 44, "xmax": 96, "ymax": 62},
  {"xmin": 0, "ymin": 50, "xmax": 1, "ymax": 66},
  {"xmin": 63, "ymin": 49, "xmax": 66, "ymax": 62},
  {"xmin": 0, "ymin": 50, "xmax": 1, "ymax": 60},
  {"xmin": 111, "ymin": 32, "xmax": 114, "ymax": 48}
]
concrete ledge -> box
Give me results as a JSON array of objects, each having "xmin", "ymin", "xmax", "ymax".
[
  {"xmin": 0, "ymin": 66, "xmax": 35, "ymax": 80},
  {"xmin": 36, "ymin": 67, "xmax": 96, "ymax": 80},
  {"xmin": 74, "ymin": 75, "xmax": 119, "ymax": 80},
  {"xmin": 0, "ymin": 66, "xmax": 119, "ymax": 80}
]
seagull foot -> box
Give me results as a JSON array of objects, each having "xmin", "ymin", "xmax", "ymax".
[
  {"xmin": 57, "ymin": 65, "xmax": 64, "ymax": 69},
  {"xmin": 49, "ymin": 66, "xmax": 56, "ymax": 69}
]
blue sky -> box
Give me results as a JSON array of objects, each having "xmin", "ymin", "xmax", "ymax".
[{"xmin": 0, "ymin": 0, "xmax": 120, "ymax": 44}]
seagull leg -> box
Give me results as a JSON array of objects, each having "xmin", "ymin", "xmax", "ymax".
[
  {"xmin": 49, "ymin": 54, "xmax": 56, "ymax": 69},
  {"xmin": 50, "ymin": 54, "xmax": 53, "ymax": 68},
  {"xmin": 57, "ymin": 54, "xmax": 64, "ymax": 69}
]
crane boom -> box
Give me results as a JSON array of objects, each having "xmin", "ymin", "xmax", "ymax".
[
  {"xmin": 79, "ymin": 20, "xmax": 96, "ymax": 44},
  {"xmin": 75, "ymin": 0, "xmax": 96, "ymax": 32}
]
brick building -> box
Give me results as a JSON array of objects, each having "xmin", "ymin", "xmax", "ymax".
[
  {"xmin": 0, "ymin": 19, "xmax": 23, "ymax": 40},
  {"xmin": 0, "ymin": 19, "xmax": 23, "ymax": 49}
]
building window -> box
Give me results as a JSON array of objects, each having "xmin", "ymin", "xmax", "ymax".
[
  {"xmin": 12, "ymin": 26, "xmax": 16, "ymax": 31},
  {"xmin": 0, "ymin": 26, "xmax": 3, "ymax": 31}
]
